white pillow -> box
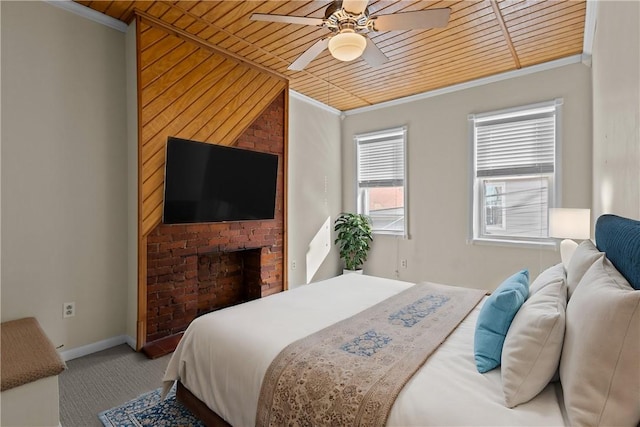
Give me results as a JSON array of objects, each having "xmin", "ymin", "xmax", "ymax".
[
  {"xmin": 565, "ymin": 240, "xmax": 603, "ymax": 298},
  {"xmin": 501, "ymin": 276, "xmax": 567, "ymax": 407},
  {"xmin": 529, "ymin": 263, "xmax": 565, "ymax": 296},
  {"xmin": 560, "ymin": 256, "xmax": 640, "ymax": 426}
]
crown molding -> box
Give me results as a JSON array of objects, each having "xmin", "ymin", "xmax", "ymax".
[
  {"xmin": 45, "ymin": 0, "xmax": 128, "ymax": 32},
  {"xmin": 581, "ymin": 0, "xmax": 598, "ymax": 67},
  {"xmin": 289, "ymin": 90, "xmax": 342, "ymax": 116},
  {"xmin": 343, "ymin": 54, "xmax": 584, "ymax": 116}
]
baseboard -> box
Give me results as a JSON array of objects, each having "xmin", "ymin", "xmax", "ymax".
[
  {"xmin": 59, "ymin": 335, "xmax": 136, "ymax": 362},
  {"xmin": 125, "ymin": 335, "xmax": 136, "ymax": 350}
]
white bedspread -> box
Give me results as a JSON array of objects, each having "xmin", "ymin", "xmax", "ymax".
[{"xmin": 163, "ymin": 274, "xmax": 566, "ymax": 426}]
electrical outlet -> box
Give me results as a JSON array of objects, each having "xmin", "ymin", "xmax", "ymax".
[
  {"xmin": 63, "ymin": 302, "xmax": 75, "ymax": 318},
  {"xmin": 400, "ymin": 259, "xmax": 408, "ymax": 268},
  {"xmin": 291, "ymin": 260, "xmax": 297, "ymax": 270}
]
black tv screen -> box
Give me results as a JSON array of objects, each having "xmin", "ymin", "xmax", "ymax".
[{"xmin": 163, "ymin": 137, "xmax": 279, "ymax": 224}]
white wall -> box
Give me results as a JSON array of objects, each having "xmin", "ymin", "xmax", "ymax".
[
  {"xmin": 1, "ymin": 1, "xmax": 128, "ymax": 350},
  {"xmin": 0, "ymin": 1, "xmax": 3, "ymax": 318},
  {"xmin": 288, "ymin": 92, "xmax": 342, "ymax": 287},
  {"xmin": 342, "ymin": 63, "xmax": 592, "ymax": 291},
  {"xmin": 592, "ymin": 0, "xmax": 640, "ymax": 220}
]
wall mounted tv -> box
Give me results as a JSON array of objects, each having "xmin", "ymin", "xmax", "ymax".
[{"xmin": 163, "ymin": 137, "xmax": 279, "ymax": 224}]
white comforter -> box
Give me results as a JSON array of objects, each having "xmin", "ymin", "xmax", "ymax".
[{"xmin": 163, "ymin": 274, "xmax": 566, "ymax": 426}]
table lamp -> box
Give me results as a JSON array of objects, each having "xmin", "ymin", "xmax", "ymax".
[{"xmin": 549, "ymin": 208, "xmax": 591, "ymax": 266}]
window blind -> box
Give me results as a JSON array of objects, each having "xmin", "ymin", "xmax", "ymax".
[
  {"xmin": 357, "ymin": 128, "xmax": 405, "ymax": 188},
  {"xmin": 475, "ymin": 111, "xmax": 555, "ymax": 177}
]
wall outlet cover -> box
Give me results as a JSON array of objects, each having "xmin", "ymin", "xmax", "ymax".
[{"xmin": 63, "ymin": 302, "xmax": 76, "ymax": 318}]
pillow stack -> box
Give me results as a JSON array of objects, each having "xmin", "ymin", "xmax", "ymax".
[
  {"xmin": 476, "ymin": 238, "xmax": 639, "ymax": 426},
  {"xmin": 487, "ymin": 242, "xmax": 605, "ymax": 408},
  {"xmin": 472, "ymin": 252, "xmax": 577, "ymax": 407},
  {"xmin": 473, "ymin": 236, "xmax": 639, "ymax": 425}
]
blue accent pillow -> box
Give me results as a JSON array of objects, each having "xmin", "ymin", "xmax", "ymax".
[{"xmin": 474, "ymin": 270, "xmax": 529, "ymax": 373}]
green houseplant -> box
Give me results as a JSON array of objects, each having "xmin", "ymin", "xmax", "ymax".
[{"xmin": 334, "ymin": 213, "xmax": 373, "ymax": 272}]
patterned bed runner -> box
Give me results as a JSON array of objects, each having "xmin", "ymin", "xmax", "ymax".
[{"xmin": 256, "ymin": 282, "xmax": 486, "ymax": 427}]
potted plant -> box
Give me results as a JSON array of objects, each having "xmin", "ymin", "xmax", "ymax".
[{"xmin": 334, "ymin": 213, "xmax": 373, "ymax": 274}]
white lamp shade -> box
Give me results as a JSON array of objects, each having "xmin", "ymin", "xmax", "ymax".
[
  {"xmin": 548, "ymin": 208, "xmax": 591, "ymax": 239},
  {"xmin": 328, "ymin": 31, "xmax": 366, "ymax": 62}
]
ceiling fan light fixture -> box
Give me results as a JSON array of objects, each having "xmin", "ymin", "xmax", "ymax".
[{"xmin": 328, "ymin": 31, "xmax": 366, "ymax": 62}]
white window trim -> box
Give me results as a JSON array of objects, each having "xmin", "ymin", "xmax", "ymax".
[
  {"xmin": 354, "ymin": 126, "xmax": 408, "ymax": 238},
  {"xmin": 467, "ymin": 99, "xmax": 563, "ymax": 247}
]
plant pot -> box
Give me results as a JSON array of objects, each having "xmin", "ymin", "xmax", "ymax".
[{"xmin": 343, "ymin": 269, "xmax": 363, "ymax": 275}]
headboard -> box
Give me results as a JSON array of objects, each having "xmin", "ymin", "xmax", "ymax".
[{"xmin": 595, "ymin": 214, "xmax": 640, "ymax": 290}]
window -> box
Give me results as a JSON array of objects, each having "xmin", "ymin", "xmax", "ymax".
[
  {"xmin": 470, "ymin": 100, "xmax": 562, "ymax": 245},
  {"xmin": 355, "ymin": 127, "xmax": 407, "ymax": 236}
]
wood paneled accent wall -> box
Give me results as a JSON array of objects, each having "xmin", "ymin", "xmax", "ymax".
[{"xmin": 135, "ymin": 13, "xmax": 289, "ymax": 349}]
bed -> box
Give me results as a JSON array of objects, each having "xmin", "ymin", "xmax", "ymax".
[{"xmin": 163, "ymin": 214, "xmax": 640, "ymax": 427}]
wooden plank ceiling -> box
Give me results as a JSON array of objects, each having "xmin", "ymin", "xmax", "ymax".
[{"xmin": 77, "ymin": 0, "xmax": 586, "ymax": 111}]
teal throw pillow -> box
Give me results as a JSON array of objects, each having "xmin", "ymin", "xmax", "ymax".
[{"xmin": 474, "ymin": 269, "xmax": 529, "ymax": 373}]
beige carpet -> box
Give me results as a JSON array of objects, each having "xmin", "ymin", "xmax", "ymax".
[{"xmin": 59, "ymin": 344, "xmax": 171, "ymax": 427}]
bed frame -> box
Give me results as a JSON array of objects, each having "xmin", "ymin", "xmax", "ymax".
[{"xmin": 177, "ymin": 381, "xmax": 229, "ymax": 427}]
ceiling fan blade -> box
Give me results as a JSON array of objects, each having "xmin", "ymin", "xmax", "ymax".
[
  {"xmin": 250, "ymin": 13, "xmax": 324, "ymax": 27},
  {"xmin": 372, "ymin": 8, "xmax": 451, "ymax": 31},
  {"xmin": 342, "ymin": 0, "xmax": 369, "ymax": 15},
  {"xmin": 288, "ymin": 38, "xmax": 330, "ymax": 71},
  {"xmin": 362, "ymin": 38, "xmax": 389, "ymax": 67}
]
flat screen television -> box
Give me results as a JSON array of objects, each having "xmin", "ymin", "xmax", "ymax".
[{"xmin": 163, "ymin": 137, "xmax": 279, "ymax": 224}]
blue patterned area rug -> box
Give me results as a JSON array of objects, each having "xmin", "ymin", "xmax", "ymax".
[{"xmin": 98, "ymin": 385, "xmax": 204, "ymax": 427}]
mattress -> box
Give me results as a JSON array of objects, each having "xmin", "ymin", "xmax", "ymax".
[{"xmin": 163, "ymin": 273, "xmax": 566, "ymax": 426}]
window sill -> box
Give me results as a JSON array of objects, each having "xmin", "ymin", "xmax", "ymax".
[
  {"xmin": 373, "ymin": 230, "xmax": 407, "ymax": 238},
  {"xmin": 468, "ymin": 237, "xmax": 558, "ymax": 250}
]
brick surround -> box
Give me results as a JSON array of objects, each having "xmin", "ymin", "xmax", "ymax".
[{"xmin": 145, "ymin": 93, "xmax": 285, "ymax": 344}]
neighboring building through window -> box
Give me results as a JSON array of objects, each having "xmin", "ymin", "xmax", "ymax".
[
  {"xmin": 469, "ymin": 100, "xmax": 562, "ymax": 245},
  {"xmin": 355, "ymin": 127, "xmax": 407, "ymax": 236},
  {"xmin": 484, "ymin": 181, "xmax": 506, "ymax": 232}
]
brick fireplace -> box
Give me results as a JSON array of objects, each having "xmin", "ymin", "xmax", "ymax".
[
  {"xmin": 145, "ymin": 233, "xmax": 281, "ymax": 343},
  {"xmin": 144, "ymin": 93, "xmax": 285, "ymax": 353}
]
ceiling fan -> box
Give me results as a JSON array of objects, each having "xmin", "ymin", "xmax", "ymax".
[{"xmin": 251, "ymin": 0, "xmax": 451, "ymax": 71}]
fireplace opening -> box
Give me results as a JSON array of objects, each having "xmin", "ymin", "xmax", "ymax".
[
  {"xmin": 143, "ymin": 246, "xmax": 271, "ymax": 358},
  {"xmin": 196, "ymin": 248, "xmax": 263, "ymax": 317}
]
